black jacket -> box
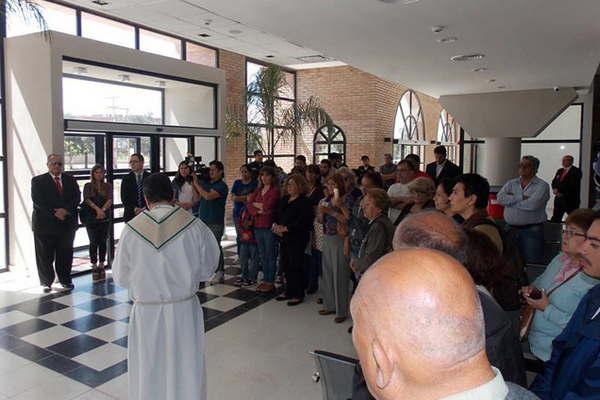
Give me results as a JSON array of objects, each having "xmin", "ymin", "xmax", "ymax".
[
  {"xmin": 426, "ymin": 160, "xmax": 461, "ymax": 186},
  {"xmin": 551, "ymin": 166, "xmax": 582, "ymax": 211},
  {"xmin": 31, "ymin": 172, "xmax": 80, "ymax": 234},
  {"xmin": 121, "ymin": 171, "xmax": 151, "ymax": 222}
]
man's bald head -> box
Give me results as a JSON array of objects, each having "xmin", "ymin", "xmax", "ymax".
[
  {"xmin": 393, "ymin": 210, "xmax": 467, "ymax": 263},
  {"xmin": 350, "ymin": 249, "xmax": 487, "ymax": 400}
]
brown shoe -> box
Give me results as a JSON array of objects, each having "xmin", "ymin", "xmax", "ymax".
[
  {"xmin": 316, "ymin": 298, "xmax": 323, "ymax": 305},
  {"xmin": 319, "ymin": 309, "xmax": 335, "ymax": 316},
  {"xmin": 334, "ymin": 316, "xmax": 347, "ymax": 323},
  {"xmin": 256, "ymin": 282, "xmax": 275, "ymax": 293}
]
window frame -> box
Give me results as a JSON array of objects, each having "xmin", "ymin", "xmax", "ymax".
[
  {"xmin": 313, "ymin": 125, "xmax": 346, "ymax": 164},
  {"xmin": 392, "ymin": 90, "xmax": 427, "ymax": 164}
]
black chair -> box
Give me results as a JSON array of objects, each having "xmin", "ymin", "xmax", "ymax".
[{"xmin": 311, "ymin": 350, "xmax": 358, "ymax": 400}]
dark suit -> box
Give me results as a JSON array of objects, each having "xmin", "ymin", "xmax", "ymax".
[
  {"xmin": 551, "ymin": 166, "xmax": 582, "ymax": 222},
  {"xmin": 426, "ymin": 160, "xmax": 461, "ymax": 186},
  {"xmin": 121, "ymin": 171, "xmax": 150, "ymax": 222},
  {"xmin": 31, "ymin": 172, "xmax": 80, "ymax": 286}
]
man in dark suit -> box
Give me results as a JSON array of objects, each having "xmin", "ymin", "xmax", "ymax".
[
  {"xmin": 426, "ymin": 145, "xmax": 461, "ymax": 186},
  {"xmin": 551, "ymin": 155, "xmax": 582, "ymax": 222},
  {"xmin": 121, "ymin": 153, "xmax": 151, "ymax": 222},
  {"xmin": 31, "ymin": 154, "xmax": 81, "ymax": 293}
]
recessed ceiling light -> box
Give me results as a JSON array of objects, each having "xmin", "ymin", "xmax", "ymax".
[
  {"xmin": 488, "ymin": 79, "xmax": 497, "ymax": 83},
  {"xmin": 74, "ymin": 66, "xmax": 88, "ymax": 75},
  {"xmin": 450, "ymin": 53, "xmax": 485, "ymax": 62},
  {"xmin": 229, "ymin": 29, "xmax": 243, "ymax": 35},
  {"xmin": 119, "ymin": 74, "xmax": 130, "ymax": 82},
  {"xmin": 431, "ymin": 25, "xmax": 445, "ymax": 33},
  {"xmin": 156, "ymin": 80, "xmax": 166, "ymax": 87},
  {"xmin": 437, "ymin": 36, "xmax": 457, "ymax": 44},
  {"xmin": 91, "ymin": 0, "xmax": 109, "ymax": 5},
  {"xmin": 265, "ymin": 55, "xmax": 275, "ymax": 58},
  {"xmin": 403, "ymin": 0, "xmax": 420, "ymax": 4},
  {"xmin": 198, "ymin": 33, "xmax": 211, "ymax": 38},
  {"xmin": 560, "ymin": 145, "xmax": 566, "ymax": 150},
  {"xmin": 297, "ymin": 55, "xmax": 330, "ymax": 63},
  {"xmin": 472, "ymin": 67, "xmax": 488, "ymax": 72},
  {"xmin": 497, "ymin": 85, "xmax": 506, "ymax": 89}
]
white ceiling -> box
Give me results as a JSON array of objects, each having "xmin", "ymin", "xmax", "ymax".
[{"xmin": 62, "ymin": 0, "xmax": 600, "ymax": 97}]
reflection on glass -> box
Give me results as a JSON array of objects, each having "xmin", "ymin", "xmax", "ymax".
[
  {"xmin": 186, "ymin": 42, "xmax": 217, "ymax": 67},
  {"xmin": 162, "ymin": 137, "xmax": 189, "ymax": 172},
  {"xmin": 64, "ymin": 136, "xmax": 96, "ymax": 171},
  {"xmin": 246, "ymin": 62, "xmax": 265, "ymax": 87},
  {"xmin": 63, "ymin": 77, "xmax": 162, "ymax": 125},
  {"xmin": 7, "ymin": 0, "xmax": 76, "ymax": 37},
  {"xmin": 140, "ymin": 29, "xmax": 182, "ymax": 59},
  {"xmin": 81, "ymin": 12, "xmax": 135, "ymax": 48}
]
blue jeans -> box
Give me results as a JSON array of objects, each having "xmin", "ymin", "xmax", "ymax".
[
  {"xmin": 239, "ymin": 242, "xmax": 258, "ymax": 281},
  {"xmin": 255, "ymin": 228, "xmax": 277, "ymax": 283},
  {"xmin": 512, "ymin": 224, "xmax": 544, "ymax": 264}
]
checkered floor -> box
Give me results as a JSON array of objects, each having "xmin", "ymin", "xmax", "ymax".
[{"xmin": 0, "ymin": 247, "xmax": 280, "ymax": 389}]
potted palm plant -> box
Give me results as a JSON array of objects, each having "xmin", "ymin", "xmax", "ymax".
[{"xmin": 226, "ymin": 64, "xmax": 333, "ymax": 159}]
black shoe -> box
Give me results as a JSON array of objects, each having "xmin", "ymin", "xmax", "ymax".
[
  {"xmin": 43, "ymin": 286, "xmax": 52, "ymax": 293},
  {"xmin": 287, "ymin": 299, "xmax": 303, "ymax": 306},
  {"xmin": 348, "ymin": 326, "xmax": 353, "ymax": 334},
  {"xmin": 61, "ymin": 283, "xmax": 74, "ymax": 291},
  {"xmin": 276, "ymin": 295, "xmax": 290, "ymax": 302}
]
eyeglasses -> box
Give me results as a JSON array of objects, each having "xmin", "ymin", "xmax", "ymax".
[
  {"xmin": 562, "ymin": 227, "xmax": 585, "ymax": 239},
  {"xmin": 49, "ymin": 161, "xmax": 63, "ymax": 166},
  {"xmin": 129, "ymin": 160, "xmax": 140, "ymax": 165}
]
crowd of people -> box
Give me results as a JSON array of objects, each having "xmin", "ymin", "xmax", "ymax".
[{"xmin": 30, "ymin": 145, "xmax": 598, "ymax": 400}]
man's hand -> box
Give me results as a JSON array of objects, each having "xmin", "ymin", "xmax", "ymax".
[
  {"xmin": 54, "ymin": 208, "xmax": 68, "ymax": 221},
  {"xmin": 96, "ymin": 208, "xmax": 106, "ymax": 220},
  {"xmin": 134, "ymin": 207, "xmax": 144, "ymax": 215},
  {"xmin": 350, "ymin": 259, "xmax": 357, "ymax": 273}
]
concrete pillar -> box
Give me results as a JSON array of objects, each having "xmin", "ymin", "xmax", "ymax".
[{"xmin": 479, "ymin": 137, "xmax": 522, "ymax": 186}]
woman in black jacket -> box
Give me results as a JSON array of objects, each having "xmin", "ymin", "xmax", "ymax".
[{"xmin": 272, "ymin": 174, "xmax": 314, "ymax": 306}]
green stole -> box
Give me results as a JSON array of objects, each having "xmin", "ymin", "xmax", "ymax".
[{"xmin": 126, "ymin": 206, "xmax": 197, "ymax": 250}]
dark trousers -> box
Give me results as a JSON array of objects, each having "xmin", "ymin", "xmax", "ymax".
[
  {"xmin": 551, "ymin": 196, "xmax": 577, "ymax": 223},
  {"xmin": 33, "ymin": 230, "xmax": 76, "ymax": 286},
  {"xmin": 85, "ymin": 223, "xmax": 109, "ymax": 264},
  {"xmin": 304, "ymin": 250, "xmax": 321, "ymax": 293},
  {"xmin": 206, "ymin": 223, "xmax": 225, "ymax": 273},
  {"xmin": 281, "ymin": 238, "xmax": 308, "ymax": 299}
]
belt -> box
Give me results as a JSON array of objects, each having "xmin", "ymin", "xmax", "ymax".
[
  {"xmin": 508, "ymin": 222, "xmax": 544, "ymax": 229},
  {"xmin": 132, "ymin": 293, "xmax": 197, "ymax": 306}
]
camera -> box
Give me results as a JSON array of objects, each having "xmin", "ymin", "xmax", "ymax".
[{"xmin": 185, "ymin": 155, "xmax": 210, "ymax": 182}]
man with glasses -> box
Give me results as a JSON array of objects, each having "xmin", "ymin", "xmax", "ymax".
[
  {"xmin": 531, "ymin": 211, "xmax": 600, "ymax": 399},
  {"xmin": 497, "ymin": 155, "xmax": 550, "ymax": 264},
  {"xmin": 31, "ymin": 154, "xmax": 81, "ymax": 292},
  {"xmin": 121, "ymin": 153, "xmax": 150, "ymax": 223}
]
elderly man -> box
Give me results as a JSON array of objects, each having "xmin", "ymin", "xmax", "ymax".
[
  {"xmin": 550, "ymin": 154, "xmax": 582, "ymax": 222},
  {"xmin": 497, "ymin": 155, "xmax": 550, "ymax": 264},
  {"xmin": 531, "ymin": 211, "xmax": 600, "ymax": 399},
  {"xmin": 113, "ymin": 173, "xmax": 220, "ymax": 400},
  {"xmin": 351, "ymin": 249, "xmax": 537, "ymax": 400},
  {"xmin": 352, "ymin": 211, "xmax": 526, "ymax": 400},
  {"xmin": 31, "ymin": 154, "xmax": 80, "ymax": 293}
]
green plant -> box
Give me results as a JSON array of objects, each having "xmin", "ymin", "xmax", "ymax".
[
  {"xmin": 4, "ymin": 0, "xmax": 48, "ymax": 37},
  {"xmin": 226, "ymin": 64, "xmax": 333, "ymax": 157}
]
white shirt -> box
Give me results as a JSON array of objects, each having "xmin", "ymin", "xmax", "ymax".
[
  {"xmin": 436, "ymin": 160, "xmax": 447, "ymax": 178},
  {"xmin": 441, "ymin": 367, "xmax": 508, "ymax": 400},
  {"xmin": 178, "ymin": 182, "xmax": 195, "ymax": 203},
  {"xmin": 497, "ymin": 176, "xmax": 550, "ymax": 226},
  {"xmin": 592, "ymin": 305, "xmax": 600, "ymax": 320},
  {"xmin": 387, "ymin": 182, "xmax": 410, "ymax": 222}
]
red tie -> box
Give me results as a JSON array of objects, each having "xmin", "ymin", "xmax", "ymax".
[
  {"xmin": 560, "ymin": 169, "xmax": 569, "ymax": 182},
  {"xmin": 54, "ymin": 176, "xmax": 63, "ymax": 196}
]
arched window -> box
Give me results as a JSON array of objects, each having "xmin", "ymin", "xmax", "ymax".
[
  {"xmin": 313, "ymin": 125, "xmax": 346, "ymax": 163},
  {"xmin": 437, "ymin": 109, "xmax": 459, "ymax": 163},
  {"xmin": 393, "ymin": 90, "xmax": 425, "ymax": 164}
]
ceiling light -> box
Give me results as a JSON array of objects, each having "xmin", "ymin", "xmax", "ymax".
[
  {"xmin": 204, "ymin": 19, "xmax": 212, "ymax": 26},
  {"xmin": 437, "ymin": 36, "xmax": 457, "ymax": 44},
  {"xmin": 91, "ymin": 0, "xmax": 109, "ymax": 5},
  {"xmin": 156, "ymin": 80, "xmax": 166, "ymax": 87},
  {"xmin": 403, "ymin": 0, "xmax": 421, "ymax": 3},
  {"xmin": 198, "ymin": 33, "xmax": 211, "ymax": 38},
  {"xmin": 265, "ymin": 55, "xmax": 275, "ymax": 58},
  {"xmin": 560, "ymin": 145, "xmax": 566, "ymax": 150},
  {"xmin": 229, "ymin": 29, "xmax": 243, "ymax": 35},
  {"xmin": 74, "ymin": 66, "xmax": 88, "ymax": 75},
  {"xmin": 297, "ymin": 55, "xmax": 330, "ymax": 63},
  {"xmin": 472, "ymin": 67, "xmax": 488, "ymax": 72},
  {"xmin": 497, "ymin": 85, "xmax": 506, "ymax": 89},
  {"xmin": 119, "ymin": 74, "xmax": 130, "ymax": 82},
  {"xmin": 488, "ymin": 79, "xmax": 497, "ymax": 83},
  {"xmin": 450, "ymin": 53, "xmax": 485, "ymax": 62},
  {"xmin": 431, "ymin": 26, "xmax": 445, "ymax": 33}
]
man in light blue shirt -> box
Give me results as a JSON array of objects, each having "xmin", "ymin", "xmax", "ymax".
[{"xmin": 497, "ymin": 156, "xmax": 550, "ymax": 264}]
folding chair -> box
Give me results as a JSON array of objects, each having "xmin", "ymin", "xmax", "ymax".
[{"xmin": 311, "ymin": 350, "xmax": 359, "ymax": 400}]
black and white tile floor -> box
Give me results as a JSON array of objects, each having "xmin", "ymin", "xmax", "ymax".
[{"xmin": 0, "ymin": 247, "xmax": 282, "ymax": 399}]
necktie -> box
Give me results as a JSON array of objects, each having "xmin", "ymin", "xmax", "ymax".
[
  {"xmin": 136, "ymin": 174, "xmax": 143, "ymax": 207},
  {"xmin": 560, "ymin": 168, "xmax": 569, "ymax": 182},
  {"xmin": 54, "ymin": 176, "xmax": 63, "ymax": 196}
]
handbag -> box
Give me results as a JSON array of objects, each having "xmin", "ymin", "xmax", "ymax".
[
  {"xmin": 238, "ymin": 207, "xmax": 256, "ymax": 244},
  {"xmin": 519, "ymin": 268, "xmax": 581, "ymax": 341}
]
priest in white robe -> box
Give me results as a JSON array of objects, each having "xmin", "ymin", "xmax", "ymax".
[{"xmin": 112, "ymin": 173, "xmax": 220, "ymax": 400}]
